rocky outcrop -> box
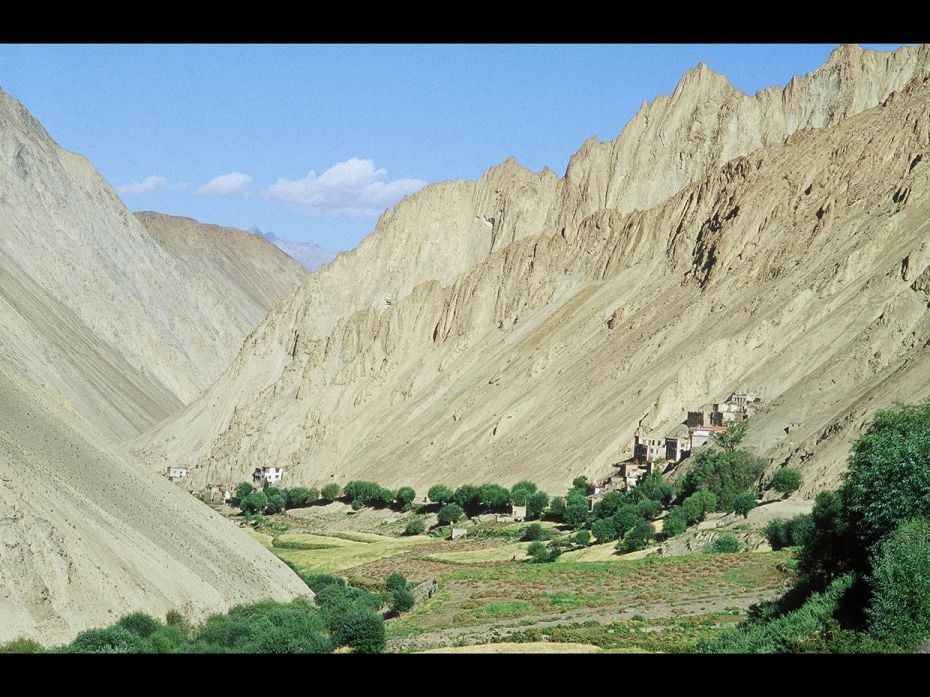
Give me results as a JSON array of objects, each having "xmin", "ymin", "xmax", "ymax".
[{"xmin": 136, "ymin": 46, "xmax": 930, "ymax": 500}]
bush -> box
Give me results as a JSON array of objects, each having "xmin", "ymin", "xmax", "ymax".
[
  {"xmin": 302, "ymin": 573, "xmax": 346, "ymax": 594},
  {"xmin": 591, "ymin": 517, "xmax": 618, "ymax": 543},
  {"xmin": 235, "ymin": 481, "xmax": 254, "ymax": 501},
  {"xmin": 0, "ymin": 638, "xmax": 43, "ymax": 653},
  {"xmin": 563, "ymin": 493, "xmax": 590, "ymax": 529},
  {"xmin": 453, "ymin": 484, "xmax": 482, "ymax": 513},
  {"xmin": 437, "ymin": 503, "xmax": 464, "ymax": 525},
  {"xmin": 391, "ymin": 588, "xmax": 416, "ymax": 614},
  {"xmin": 867, "ymin": 517, "xmax": 930, "ymax": 650},
  {"xmin": 479, "ymin": 483, "xmax": 511, "ymax": 511},
  {"xmin": 510, "ymin": 480, "xmax": 538, "ymax": 505},
  {"xmin": 69, "ymin": 626, "xmax": 146, "ymax": 653},
  {"xmin": 527, "ymin": 541, "xmax": 549, "ymax": 563},
  {"xmin": 165, "ymin": 610, "xmax": 192, "ymax": 639},
  {"xmin": 351, "ymin": 498, "xmax": 364, "ymax": 511},
  {"xmin": 427, "ymin": 484, "xmax": 455, "ymax": 505},
  {"xmin": 593, "ymin": 491, "xmax": 627, "ymax": 520},
  {"xmin": 637, "ymin": 471, "xmax": 674, "ymax": 506},
  {"xmin": 548, "ymin": 496, "xmax": 566, "ymax": 519},
  {"xmin": 571, "ymin": 476, "xmax": 589, "ymax": 492},
  {"xmin": 680, "ymin": 449, "xmax": 765, "ymax": 511},
  {"xmin": 386, "ymin": 573, "xmax": 408, "ymax": 593},
  {"xmin": 395, "ymin": 487, "xmax": 416, "ymax": 508},
  {"xmin": 285, "ymin": 487, "xmax": 318, "ymax": 508},
  {"xmin": 263, "ymin": 486, "xmax": 287, "ymax": 514},
  {"xmin": 706, "ymin": 532, "xmax": 741, "ymax": 554},
  {"xmin": 731, "ymin": 490, "xmax": 757, "ymax": 518},
  {"xmin": 619, "ymin": 519, "xmax": 655, "ymax": 553},
  {"xmin": 321, "ymin": 483, "xmax": 341, "ymax": 502},
  {"xmin": 526, "ymin": 491, "xmax": 549, "ymax": 520},
  {"xmin": 115, "ymin": 612, "xmax": 162, "ymax": 638},
  {"xmin": 240, "ymin": 490, "xmax": 268, "ymax": 514},
  {"xmin": 764, "ymin": 519, "xmax": 791, "ymax": 550},
  {"xmin": 682, "ymin": 490, "xmax": 717, "ymax": 524},
  {"xmin": 662, "ymin": 507, "xmax": 687, "ymax": 538},
  {"xmin": 636, "ymin": 498, "xmax": 662, "ymax": 520},
  {"xmin": 344, "ymin": 480, "xmax": 394, "ymax": 508},
  {"xmin": 574, "ymin": 530, "xmax": 591, "ymax": 547},
  {"xmin": 612, "ymin": 505, "xmax": 641, "ymax": 537},
  {"xmin": 403, "ymin": 516, "xmax": 426, "ymax": 536},
  {"xmin": 771, "ymin": 468, "xmax": 802, "ymax": 495},
  {"xmin": 523, "ymin": 523, "xmax": 544, "ymax": 541},
  {"xmin": 334, "ymin": 610, "xmax": 385, "ymax": 653}
]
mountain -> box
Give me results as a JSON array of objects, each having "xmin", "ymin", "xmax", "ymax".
[
  {"xmin": 0, "ymin": 88, "xmax": 308, "ymax": 643},
  {"xmin": 134, "ymin": 45, "xmax": 930, "ymax": 500},
  {"xmin": 251, "ymin": 228, "xmax": 336, "ymax": 271}
]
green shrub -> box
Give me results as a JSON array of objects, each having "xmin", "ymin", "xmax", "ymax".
[
  {"xmin": 662, "ymin": 507, "xmax": 687, "ymax": 538},
  {"xmin": 68, "ymin": 626, "xmax": 147, "ymax": 653},
  {"xmin": 240, "ymin": 490, "xmax": 268, "ymax": 514},
  {"xmin": 235, "ymin": 481, "xmax": 254, "ymax": 501},
  {"xmin": 527, "ymin": 541, "xmax": 549, "ymax": 563},
  {"xmin": 334, "ymin": 610, "xmax": 385, "ymax": 654},
  {"xmin": 563, "ymin": 493, "xmax": 590, "ymax": 529},
  {"xmin": 682, "ymin": 490, "xmax": 717, "ymax": 524},
  {"xmin": 427, "ymin": 484, "xmax": 455, "ymax": 505},
  {"xmin": 637, "ymin": 471, "xmax": 674, "ymax": 506},
  {"xmin": 395, "ymin": 487, "xmax": 416, "ymax": 508},
  {"xmin": 680, "ymin": 449, "xmax": 765, "ymax": 510},
  {"xmin": 391, "ymin": 588, "xmax": 416, "ymax": 614},
  {"xmin": 479, "ymin": 483, "xmax": 511, "ymax": 511},
  {"xmin": 522, "ymin": 523, "xmax": 544, "ymax": 541},
  {"xmin": 403, "ymin": 516, "xmax": 426, "ymax": 536},
  {"xmin": 731, "ymin": 490, "xmax": 757, "ymax": 518},
  {"xmin": 526, "ymin": 491, "xmax": 549, "ymax": 520},
  {"xmin": 593, "ymin": 491, "xmax": 627, "ymax": 520},
  {"xmin": 611, "ymin": 504, "xmax": 641, "ymax": 536},
  {"xmin": 636, "ymin": 498, "xmax": 662, "ymax": 520},
  {"xmin": 344, "ymin": 480, "xmax": 394, "ymax": 507},
  {"xmin": 510, "ymin": 480, "xmax": 538, "ymax": 505},
  {"xmin": 591, "ymin": 517, "xmax": 618, "ymax": 543},
  {"xmin": 437, "ymin": 503, "xmax": 464, "ymax": 525},
  {"xmin": 285, "ymin": 487, "xmax": 319, "ymax": 508},
  {"xmin": 574, "ymin": 530, "xmax": 591, "ymax": 547},
  {"xmin": 764, "ymin": 519, "xmax": 791, "ymax": 550},
  {"xmin": 619, "ymin": 519, "xmax": 655, "ymax": 553},
  {"xmin": 548, "ymin": 496, "xmax": 566, "ymax": 519},
  {"xmin": 867, "ymin": 517, "xmax": 930, "ymax": 650},
  {"xmin": 771, "ymin": 468, "xmax": 802, "ymax": 495},
  {"xmin": 115, "ymin": 612, "xmax": 162, "ymax": 638},
  {"xmin": 453, "ymin": 484, "xmax": 482, "ymax": 513},
  {"xmin": 303, "ymin": 573, "xmax": 346, "ymax": 594},
  {"xmin": 263, "ymin": 486, "xmax": 286, "ymax": 514},
  {"xmin": 706, "ymin": 532, "xmax": 741, "ymax": 554},
  {"xmin": 386, "ymin": 573, "xmax": 408, "ymax": 593},
  {"xmin": 321, "ymin": 483, "xmax": 341, "ymax": 502},
  {"xmin": 0, "ymin": 638, "xmax": 43, "ymax": 653}
]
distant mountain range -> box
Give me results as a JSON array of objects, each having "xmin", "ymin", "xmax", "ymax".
[{"xmin": 250, "ymin": 228, "xmax": 336, "ymax": 271}]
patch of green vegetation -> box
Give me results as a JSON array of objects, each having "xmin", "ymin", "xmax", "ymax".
[
  {"xmin": 454, "ymin": 601, "xmax": 534, "ymax": 622},
  {"xmin": 543, "ymin": 592, "xmax": 612, "ymax": 610}
]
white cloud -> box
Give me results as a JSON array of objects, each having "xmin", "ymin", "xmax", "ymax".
[
  {"xmin": 196, "ymin": 172, "xmax": 253, "ymax": 197},
  {"xmin": 116, "ymin": 176, "xmax": 171, "ymax": 195},
  {"xmin": 264, "ymin": 158, "xmax": 427, "ymax": 217}
]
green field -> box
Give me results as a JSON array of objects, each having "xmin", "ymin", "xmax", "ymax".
[{"xmin": 256, "ymin": 517, "xmax": 793, "ymax": 652}]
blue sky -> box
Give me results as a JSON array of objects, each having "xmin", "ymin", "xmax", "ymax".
[{"xmin": 0, "ymin": 44, "xmax": 907, "ymax": 252}]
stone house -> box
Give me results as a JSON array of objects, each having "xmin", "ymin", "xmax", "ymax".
[{"xmin": 252, "ymin": 466, "xmax": 285, "ymax": 487}]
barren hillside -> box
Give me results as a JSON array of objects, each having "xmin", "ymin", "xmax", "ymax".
[
  {"xmin": 135, "ymin": 45, "xmax": 930, "ymax": 497},
  {"xmin": 0, "ymin": 89, "xmax": 309, "ymax": 643}
]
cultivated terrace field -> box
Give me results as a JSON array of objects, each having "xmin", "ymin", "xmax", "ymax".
[{"xmin": 243, "ymin": 504, "xmax": 794, "ymax": 653}]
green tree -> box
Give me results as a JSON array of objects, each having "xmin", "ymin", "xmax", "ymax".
[
  {"xmin": 391, "ymin": 587, "xmax": 416, "ymax": 614},
  {"xmin": 663, "ymin": 507, "xmax": 687, "ymax": 538},
  {"xmin": 69, "ymin": 626, "xmax": 146, "ymax": 653},
  {"xmin": 591, "ymin": 517, "xmax": 618, "ymax": 542},
  {"xmin": 593, "ymin": 491, "xmax": 627, "ymax": 520},
  {"xmin": 797, "ymin": 490, "xmax": 860, "ymax": 589},
  {"xmin": 321, "ymin": 483, "xmax": 341, "ymax": 503},
  {"xmin": 263, "ymin": 486, "xmax": 287, "ymax": 514},
  {"xmin": 636, "ymin": 498, "xmax": 662, "ymax": 520},
  {"xmin": 453, "ymin": 484, "xmax": 482, "ymax": 513},
  {"xmin": 115, "ymin": 612, "xmax": 162, "ymax": 638},
  {"xmin": 403, "ymin": 516, "xmax": 426, "ymax": 536},
  {"xmin": 240, "ymin": 490, "xmax": 268, "ymax": 514},
  {"xmin": 706, "ymin": 532, "xmax": 741, "ymax": 553},
  {"xmin": 713, "ymin": 420, "xmax": 749, "ymax": 452},
  {"xmin": 574, "ymin": 530, "xmax": 591, "ymax": 547},
  {"xmin": 427, "ymin": 484, "xmax": 455, "ymax": 505},
  {"xmin": 235, "ymin": 481, "xmax": 254, "ymax": 501},
  {"xmin": 563, "ymin": 493, "xmax": 590, "ymax": 529},
  {"xmin": 731, "ymin": 490, "xmax": 757, "ymax": 518},
  {"xmin": 637, "ymin": 470, "xmax": 674, "ymax": 506},
  {"xmin": 479, "ymin": 483, "xmax": 511, "ymax": 511},
  {"xmin": 771, "ymin": 468, "xmax": 802, "ymax": 496},
  {"xmin": 571, "ymin": 476, "xmax": 590, "ymax": 492},
  {"xmin": 526, "ymin": 491, "xmax": 550, "ymax": 520},
  {"xmin": 619, "ymin": 519, "xmax": 655, "ymax": 553},
  {"xmin": 867, "ymin": 518, "xmax": 930, "ymax": 649},
  {"xmin": 510, "ymin": 480, "xmax": 538, "ymax": 505},
  {"xmin": 523, "ymin": 523, "xmax": 544, "ymax": 541},
  {"xmin": 681, "ymin": 449, "xmax": 763, "ymax": 511},
  {"xmin": 386, "ymin": 572, "xmax": 408, "ymax": 593},
  {"xmin": 334, "ymin": 610, "xmax": 385, "ymax": 653},
  {"xmin": 437, "ymin": 503, "xmax": 464, "ymax": 525},
  {"xmin": 395, "ymin": 487, "xmax": 416, "ymax": 509},
  {"xmin": 548, "ymin": 497, "xmax": 566, "ymax": 520},
  {"xmin": 527, "ymin": 540, "xmax": 549, "ymax": 563},
  {"xmin": 612, "ymin": 505, "xmax": 641, "ymax": 537},
  {"xmin": 284, "ymin": 487, "xmax": 319, "ymax": 508}
]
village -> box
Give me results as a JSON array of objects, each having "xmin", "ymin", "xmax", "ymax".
[{"xmin": 163, "ymin": 391, "xmax": 764, "ymax": 516}]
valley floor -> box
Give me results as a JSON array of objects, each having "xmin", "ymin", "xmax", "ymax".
[{"xmin": 238, "ymin": 503, "xmax": 794, "ymax": 653}]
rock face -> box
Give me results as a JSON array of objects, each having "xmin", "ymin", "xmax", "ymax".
[
  {"xmin": 0, "ymin": 89, "xmax": 309, "ymax": 644},
  {"xmin": 136, "ymin": 45, "xmax": 930, "ymax": 500}
]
